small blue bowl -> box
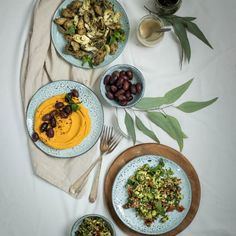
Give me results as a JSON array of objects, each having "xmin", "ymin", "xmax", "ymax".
[
  {"xmin": 100, "ymin": 64, "xmax": 145, "ymax": 108},
  {"xmin": 70, "ymin": 214, "xmax": 116, "ymax": 236}
]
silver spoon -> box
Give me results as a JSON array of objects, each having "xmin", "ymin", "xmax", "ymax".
[
  {"xmin": 156, "ymin": 27, "xmax": 172, "ymax": 33},
  {"xmin": 144, "ymin": 27, "xmax": 171, "ymax": 39}
]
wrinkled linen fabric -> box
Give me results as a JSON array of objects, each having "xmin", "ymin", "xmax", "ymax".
[{"xmin": 20, "ymin": 0, "xmax": 103, "ymax": 198}]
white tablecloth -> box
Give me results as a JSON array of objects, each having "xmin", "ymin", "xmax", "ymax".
[{"xmin": 1, "ymin": 0, "xmax": 236, "ymax": 235}]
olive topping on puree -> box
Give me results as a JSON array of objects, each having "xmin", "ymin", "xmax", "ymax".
[
  {"xmin": 32, "ymin": 89, "xmax": 91, "ymax": 150},
  {"xmin": 123, "ymin": 159, "xmax": 185, "ymax": 226}
]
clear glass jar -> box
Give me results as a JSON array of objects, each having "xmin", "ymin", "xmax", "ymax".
[
  {"xmin": 155, "ymin": 0, "xmax": 182, "ymax": 15},
  {"xmin": 137, "ymin": 14, "xmax": 164, "ymax": 47}
]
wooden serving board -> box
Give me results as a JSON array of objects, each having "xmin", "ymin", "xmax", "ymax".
[{"xmin": 104, "ymin": 143, "xmax": 201, "ymax": 236}]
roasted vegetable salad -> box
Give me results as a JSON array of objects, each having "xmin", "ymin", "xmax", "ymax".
[
  {"xmin": 123, "ymin": 159, "xmax": 185, "ymax": 226},
  {"xmin": 54, "ymin": 0, "xmax": 126, "ymax": 67}
]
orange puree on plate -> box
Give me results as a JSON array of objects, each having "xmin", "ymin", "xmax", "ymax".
[{"xmin": 34, "ymin": 94, "xmax": 91, "ymax": 149}]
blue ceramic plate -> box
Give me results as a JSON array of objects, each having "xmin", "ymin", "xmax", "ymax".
[
  {"xmin": 100, "ymin": 64, "xmax": 145, "ymax": 108},
  {"xmin": 112, "ymin": 155, "xmax": 192, "ymax": 235},
  {"xmin": 26, "ymin": 80, "xmax": 104, "ymax": 158},
  {"xmin": 51, "ymin": 0, "xmax": 130, "ymax": 69},
  {"xmin": 71, "ymin": 214, "xmax": 116, "ymax": 236}
]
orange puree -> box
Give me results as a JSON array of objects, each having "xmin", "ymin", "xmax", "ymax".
[{"xmin": 34, "ymin": 94, "xmax": 91, "ymax": 149}]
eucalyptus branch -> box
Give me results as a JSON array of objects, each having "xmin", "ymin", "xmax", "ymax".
[
  {"xmin": 143, "ymin": 4, "xmax": 213, "ymax": 65},
  {"xmin": 119, "ymin": 78, "xmax": 217, "ymax": 151},
  {"xmin": 161, "ymin": 104, "xmax": 175, "ymax": 110}
]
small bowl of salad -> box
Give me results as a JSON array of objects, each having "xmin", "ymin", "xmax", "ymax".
[{"xmin": 71, "ymin": 214, "xmax": 116, "ymax": 236}]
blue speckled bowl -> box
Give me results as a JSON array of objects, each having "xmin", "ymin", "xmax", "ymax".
[
  {"xmin": 100, "ymin": 64, "xmax": 145, "ymax": 108},
  {"xmin": 70, "ymin": 214, "xmax": 116, "ymax": 236}
]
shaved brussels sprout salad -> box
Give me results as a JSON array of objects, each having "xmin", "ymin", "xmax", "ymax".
[{"xmin": 123, "ymin": 159, "xmax": 185, "ymax": 226}]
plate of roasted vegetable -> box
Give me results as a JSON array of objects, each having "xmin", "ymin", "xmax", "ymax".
[
  {"xmin": 52, "ymin": 0, "xmax": 129, "ymax": 68},
  {"xmin": 111, "ymin": 154, "xmax": 192, "ymax": 235}
]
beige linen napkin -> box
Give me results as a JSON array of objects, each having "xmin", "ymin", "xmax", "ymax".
[{"xmin": 20, "ymin": 0, "xmax": 104, "ymax": 198}]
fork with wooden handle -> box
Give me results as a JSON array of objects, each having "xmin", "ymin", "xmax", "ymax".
[{"xmin": 69, "ymin": 126, "xmax": 122, "ymax": 197}]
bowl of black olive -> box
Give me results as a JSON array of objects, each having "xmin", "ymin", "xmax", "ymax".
[
  {"xmin": 70, "ymin": 214, "xmax": 116, "ymax": 236},
  {"xmin": 100, "ymin": 64, "xmax": 145, "ymax": 108}
]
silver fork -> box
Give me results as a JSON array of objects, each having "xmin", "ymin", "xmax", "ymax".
[
  {"xmin": 89, "ymin": 126, "xmax": 122, "ymax": 203},
  {"xmin": 69, "ymin": 126, "xmax": 122, "ymax": 198}
]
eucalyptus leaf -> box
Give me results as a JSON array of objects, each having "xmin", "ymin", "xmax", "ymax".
[
  {"xmin": 186, "ymin": 21, "xmax": 213, "ymax": 49},
  {"xmin": 165, "ymin": 115, "xmax": 185, "ymax": 151},
  {"xmin": 163, "ymin": 15, "xmax": 196, "ymax": 22},
  {"xmin": 147, "ymin": 112, "xmax": 184, "ymax": 151},
  {"xmin": 147, "ymin": 112, "xmax": 171, "ymax": 137},
  {"xmin": 164, "ymin": 79, "xmax": 193, "ymax": 104},
  {"xmin": 161, "ymin": 15, "xmax": 174, "ymax": 25},
  {"xmin": 161, "ymin": 17, "xmax": 172, "ymax": 26},
  {"xmin": 173, "ymin": 22, "xmax": 191, "ymax": 62},
  {"xmin": 182, "ymin": 17, "xmax": 197, "ymax": 22},
  {"xmin": 135, "ymin": 79, "xmax": 193, "ymax": 110},
  {"xmin": 166, "ymin": 115, "xmax": 187, "ymax": 139},
  {"xmin": 135, "ymin": 97, "xmax": 166, "ymax": 109},
  {"xmin": 173, "ymin": 16, "xmax": 197, "ymax": 22},
  {"xmin": 135, "ymin": 116, "xmax": 160, "ymax": 143},
  {"xmin": 125, "ymin": 111, "xmax": 136, "ymax": 144},
  {"xmin": 177, "ymin": 97, "xmax": 218, "ymax": 113}
]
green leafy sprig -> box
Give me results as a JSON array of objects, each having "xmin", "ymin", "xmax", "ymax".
[
  {"xmin": 123, "ymin": 79, "xmax": 218, "ymax": 151},
  {"xmin": 144, "ymin": 6, "xmax": 213, "ymax": 65},
  {"xmin": 109, "ymin": 29, "xmax": 126, "ymax": 44},
  {"xmin": 65, "ymin": 93, "xmax": 80, "ymax": 112},
  {"xmin": 64, "ymin": 25, "xmax": 76, "ymax": 35},
  {"xmin": 81, "ymin": 55, "xmax": 93, "ymax": 68}
]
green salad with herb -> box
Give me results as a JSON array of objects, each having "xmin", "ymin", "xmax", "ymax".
[
  {"xmin": 75, "ymin": 216, "xmax": 112, "ymax": 236},
  {"xmin": 123, "ymin": 159, "xmax": 185, "ymax": 226}
]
